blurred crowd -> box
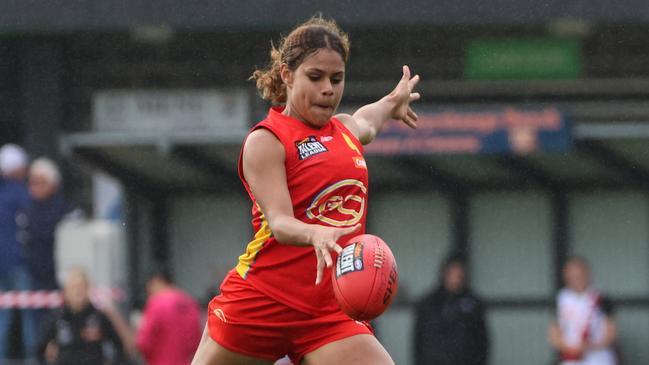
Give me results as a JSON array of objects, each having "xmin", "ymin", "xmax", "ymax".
[
  {"xmin": 0, "ymin": 143, "xmax": 202, "ymax": 365},
  {"xmin": 0, "ymin": 142, "xmax": 620, "ymax": 365},
  {"xmin": 412, "ymin": 254, "xmax": 619, "ymax": 365},
  {"xmin": 0, "ymin": 143, "xmax": 76, "ymax": 361}
]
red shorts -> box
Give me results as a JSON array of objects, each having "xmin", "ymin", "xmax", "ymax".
[{"xmin": 207, "ymin": 270, "xmax": 373, "ymax": 364}]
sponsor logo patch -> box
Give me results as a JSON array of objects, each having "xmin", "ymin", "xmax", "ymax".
[
  {"xmin": 352, "ymin": 156, "xmax": 367, "ymax": 169},
  {"xmin": 296, "ymin": 136, "xmax": 328, "ymax": 160},
  {"xmin": 336, "ymin": 242, "xmax": 364, "ymax": 277}
]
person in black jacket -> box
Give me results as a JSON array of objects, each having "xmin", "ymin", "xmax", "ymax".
[
  {"xmin": 17, "ymin": 158, "xmax": 78, "ymax": 357},
  {"xmin": 20, "ymin": 157, "xmax": 77, "ymax": 292},
  {"xmin": 37, "ymin": 268, "xmax": 125, "ymax": 365},
  {"xmin": 413, "ymin": 255, "xmax": 489, "ymax": 365}
]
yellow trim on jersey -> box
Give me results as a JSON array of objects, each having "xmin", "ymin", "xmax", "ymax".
[
  {"xmin": 236, "ymin": 211, "xmax": 272, "ymax": 278},
  {"xmin": 342, "ymin": 133, "xmax": 361, "ymax": 155}
]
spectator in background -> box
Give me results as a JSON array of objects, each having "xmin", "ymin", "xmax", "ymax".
[
  {"xmin": 413, "ymin": 255, "xmax": 489, "ymax": 365},
  {"xmin": 137, "ymin": 265, "xmax": 201, "ymax": 365},
  {"xmin": 548, "ymin": 257, "xmax": 618, "ymax": 365},
  {"xmin": 0, "ymin": 143, "xmax": 36, "ymax": 359},
  {"xmin": 37, "ymin": 267, "xmax": 125, "ymax": 365},
  {"xmin": 17, "ymin": 158, "xmax": 78, "ymax": 342},
  {"xmin": 20, "ymin": 157, "xmax": 76, "ymax": 291}
]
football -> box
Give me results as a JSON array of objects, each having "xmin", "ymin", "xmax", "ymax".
[{"xmin": 332, "ymin": 234, "xmax": 398, "ymax": 321}]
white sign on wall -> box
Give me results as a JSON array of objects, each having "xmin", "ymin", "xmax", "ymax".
[{"xmin": 92, "ymin": 89, "xmax": 250, "ymax": 134}]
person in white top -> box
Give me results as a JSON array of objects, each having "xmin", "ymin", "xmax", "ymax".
[{"xmin": 548, "ymin": 257, "xmax": 618, "ymax": 365}]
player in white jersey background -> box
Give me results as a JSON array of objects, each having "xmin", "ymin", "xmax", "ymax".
[{"xmin": 548, "ymin": 257, "xmax": 619, "ymax": 365}]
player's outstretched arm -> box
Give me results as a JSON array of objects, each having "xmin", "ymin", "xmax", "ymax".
[
  {"xmin": 336, "ymin": 65, "xmax": 420, "ymax": 145},
  {"xmin": 242, "ymin": 129, "xmax": 361, "ymax": 285}
]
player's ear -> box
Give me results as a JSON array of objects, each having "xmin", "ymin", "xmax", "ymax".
[{"xmin": 280, "ymin": 63, "xmax": 293, "ymax": 88}]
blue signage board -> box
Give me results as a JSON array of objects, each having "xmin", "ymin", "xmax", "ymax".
[{"xmin": 365, "ymin": 106, "xmax": 570, "ymax": 155}]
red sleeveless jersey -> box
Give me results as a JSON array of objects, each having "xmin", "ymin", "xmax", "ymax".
[{"xmin": 235, "ymin": 106, "xmax": 369, "ymax": 315}]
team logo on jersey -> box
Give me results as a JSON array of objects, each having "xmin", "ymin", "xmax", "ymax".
[
  {"xmin": 306, "ymin": 179, "xmax": 367, "ymax": 227},
  {"xmin": 296, "ymin": 136, "xmax": 328, "ymax": 160},
  {"xmin": 336, "ymin": 242, "xmax": 364, "ymax": 277}
]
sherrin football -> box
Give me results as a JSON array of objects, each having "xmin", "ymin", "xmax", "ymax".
[{"xmin": 332, "ymin": 234, "xmax": 398, "ymax": 321}]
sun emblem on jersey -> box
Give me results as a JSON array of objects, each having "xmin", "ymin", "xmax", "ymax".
[{"xmin": 306, "ymin": 179, "xmax": 367, "ymax": 227}]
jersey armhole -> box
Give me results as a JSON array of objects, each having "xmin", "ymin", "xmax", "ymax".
[
  {"xmin": 251, "ymin": 125, "xmax": 284, "ymax": 146},
  {"xmin": 238, "ymin": 124, "xmax": 290, "ymax": 187}
]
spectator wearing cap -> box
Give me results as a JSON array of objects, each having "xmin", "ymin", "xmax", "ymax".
[
  {"xmin": 0, "ymin": 144, "xmax": 28, "ymax": 182},
  {"xmin": 0, "ymin": 144, "xmax": 34, "ymax": 359}
]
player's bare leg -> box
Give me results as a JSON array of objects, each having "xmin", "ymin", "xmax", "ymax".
[
  {"xmin": 192, "ymin": 324, "xmax": 274, "ymax": 365},
  {"xmin": 302, "ymin": 334, "xmax": 394, "ymax": 365}
]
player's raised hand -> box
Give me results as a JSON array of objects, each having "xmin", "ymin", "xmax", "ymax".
[
  {"xmin": 389, "ymin": 65, "xmax": 421, "ymax": 129},
  {"xmin": 310, "ymin": 224, "xmax": 362, "ymax": 285}
]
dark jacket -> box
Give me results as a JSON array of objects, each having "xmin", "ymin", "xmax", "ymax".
[
  {"xmin": 37, "ymin": 303, "xmax": 124, "ymax": 365},
  {"xmin": 18, "ymin": 193, "xmax": 73, "ymax": 289},
  {"xmin": 0, "ymin": 177, "xmax": 30, "ymax": 275},
  {"xmin": 413, "ymin": 287, "xmax": 489, "ymax": 365}
]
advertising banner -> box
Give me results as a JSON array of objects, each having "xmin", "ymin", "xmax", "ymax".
[{"xmin": 365, "ymin": 106, "xmax": 570, "ymax": 155}]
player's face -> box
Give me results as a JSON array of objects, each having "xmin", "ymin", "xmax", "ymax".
[
  {"xmin": 283, "ymin": 48, "xmax": 345, "ymax": 128},
  {"xmin": 563, "ymin": 262, "xmax": 590, "ymax": 293}
]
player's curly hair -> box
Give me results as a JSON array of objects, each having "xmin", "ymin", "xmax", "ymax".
[{"xmin": 250, "ymin": 16, "xmax": 350, "ymax": 104}]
